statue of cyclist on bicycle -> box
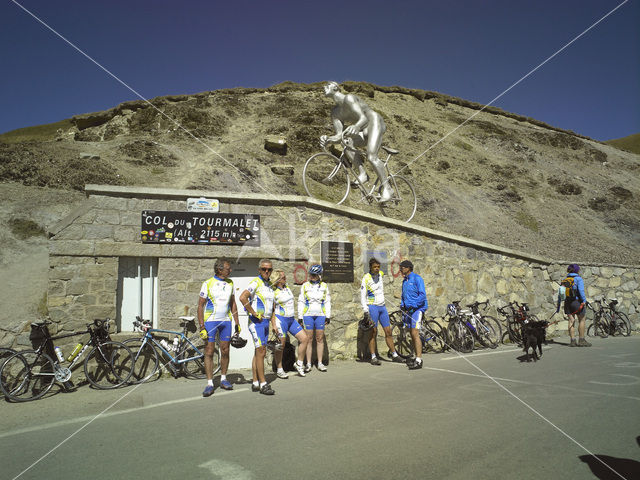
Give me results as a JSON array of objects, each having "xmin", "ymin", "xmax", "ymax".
[{"xmin": 319, "ymin": 81, "xmax": 393, "ymax": 202}]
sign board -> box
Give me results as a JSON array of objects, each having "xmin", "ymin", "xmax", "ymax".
[
  {"xmin": 187, "ymin": 197, "xmax": 219, "ymax": 212},
  {"xmin": 141, "ymin": 211, "xmax": 260, "ymax": 245},
  {"xmin": 321, "ymin": 241, "xmax": 354, "ymax": 283}
]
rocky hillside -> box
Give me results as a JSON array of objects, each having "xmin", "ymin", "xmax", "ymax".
[{"xmin": 1, "ymin": 81, "xmax": 639, "ymax": 265}]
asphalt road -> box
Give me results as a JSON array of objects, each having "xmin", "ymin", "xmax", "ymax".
[{"xmin": 1, "ymin": 336, "xmax": 639, "ymax": 480}]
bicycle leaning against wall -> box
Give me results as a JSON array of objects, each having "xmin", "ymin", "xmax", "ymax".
[
  {"xmin": 586, "ymin": 298, "xmax": 631, "ymax": 338},
  {"xmin": 303, "ymin": 132, "xmax": 417, "ymax": 223},
  {"xmin": 388, "ymin": 310, "xmax": 447, "ymax": 357},
  {"xmin": 0, "ymin": 319, "xmax": 134, "ymax": 402},
  {"xmin": 124, "ymin": 316, "xmax": 208, "ymax": 384},
  {"xmin": 444, "ymin": 302, "xmax": 475, "ymax": 353}
]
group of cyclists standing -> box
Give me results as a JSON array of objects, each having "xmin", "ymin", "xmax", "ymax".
[
  {"xmin": 197, "ymin": 258, "xmax": 332, "ymax": 397},
  {"xmin": 197, "ymin": 256, "xmax": 429, "ymax": 397}
]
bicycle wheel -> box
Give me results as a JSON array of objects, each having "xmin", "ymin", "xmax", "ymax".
[
  {"xmin": 390, "ymin": 312, "xmax": 412, "ymax": 357},
  {"xmin": 0, "ymin": 350, "xmax": 56, "ymax": 402},
  {"xmin": 447, "ymin": 321, "xmax": 474, "ymax": 353},
  {"xmin": 612, "ymin": 312, "xmax": 631, "ymax": 337},
  {"xmin": 507, "ymin": 320, "xmax": 523, "ymax": 346},
  {"xmin": 421, "ymin": 320, "xmax": 446, "ymax": 353},
  {"xmin": 0, "ymin": 348, "xmax": 14, "ymax": 398},
  {"xmin": 0, "ymin": 347, "xmax": 15, "ymax": 364},
  {"xmin": 482, "ymin": 316, "xmax": 503, "ymax": 341},
  {"xmin": 303, "ymin": 152, "xmax": 350, "ymax": 204},
  {"xmin": 84, "ymin": 341, "xmax": 134, "ymax": 389},
  {"xmin": 587, "ymin": 320, "xmax": 608, "ymax": 338},
  {"xmin": 378, "ymin": 175, "xmax": 417, "ymax": 223},
  {"xmin": 601, "ymin": 312, "xmax": 614, "ymax": 336},
  {"xmin": 180, "ymin": 339, "xmax": 209, "ymax": 379},
  {"xmin": 123, "ymin": 338, "xmax": 160, "ymax": 384},
  {"xmin": 476, "ymin": 317, "xmax": 499, "ymax": 349}
]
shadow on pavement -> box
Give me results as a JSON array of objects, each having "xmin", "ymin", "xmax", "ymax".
[{"xmin": 579, "ymin": 436, "xmax": 640, "ymax": 479}]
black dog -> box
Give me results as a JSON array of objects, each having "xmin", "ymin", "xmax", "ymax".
[{"xmin": 522, "ymin": 320, "xmax": 548, "ymax": 362}]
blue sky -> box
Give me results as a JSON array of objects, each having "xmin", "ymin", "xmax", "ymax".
[{"xmin": 1, "ymin": 0, "xmax": 638, "ymax": 141}]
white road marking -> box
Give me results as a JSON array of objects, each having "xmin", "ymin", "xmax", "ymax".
[
  {"xmin": 589, "ymin": 374, "xmax": 640, "ymax": 386},
  {"xmin": 440, "ymin": 347, "xmax": 531, "ymax": 360},
  {"xmin": 198, "ymin": 459, "xmax": 255, "ymax": 479},
  {"xmin": 424, "ymin": 366, "xmax": 640, "ymax": 401},
  {"xmin": 424, "ymin": 366, "xmax": 529, "ymax": 383},
  {"xmin": 0, "ymin": 389, "xmax": 244, "ymax": 440}
]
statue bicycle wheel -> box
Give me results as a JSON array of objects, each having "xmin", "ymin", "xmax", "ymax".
[
  {"xmin": 302, "ymin": 152, "xmax": 350, "ymax": 204},
  {"xmin": 303, "ymin": 152, "xmax": 417, "ymax": 223},
  {"xmin": 377, "ymin": 175, "xmax": 417, "ymax": 223}
]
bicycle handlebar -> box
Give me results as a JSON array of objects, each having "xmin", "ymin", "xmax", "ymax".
[
  {"xmin": 340, "ymin": 131, "xmax": 359, "ymax": 152},
  {"xmin": 466, "ymin": 300, "xmax": 489, "ymax": 312}
]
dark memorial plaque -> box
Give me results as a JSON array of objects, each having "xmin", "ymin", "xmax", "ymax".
[
  {"xmin": 141, "ymin": 211, "xmax": 260, "ymax": 245},
  {"xmin": 321, "ymin": 241, "xmax": 354, "ymax": 283}
]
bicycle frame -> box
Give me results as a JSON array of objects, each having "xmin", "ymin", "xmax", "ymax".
[
  {"xmin": 137, "ymin": 328, "xmax": 204, "ymax": 367},
  {"xmin": 32, "ymin": 324, "xmax": 104, "ymax": 376},
  {"xmin": 303, "ymin": 134, "xmax": 417, "ymax": 222},
  {"xmin": 336, "ymin": 145, "xmax": 400, "ymax": 203}
]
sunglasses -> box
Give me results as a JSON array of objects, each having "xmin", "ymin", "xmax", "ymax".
[{"xmin": 260, "ymin": 267, "xmax": 273, "ymax": 272}]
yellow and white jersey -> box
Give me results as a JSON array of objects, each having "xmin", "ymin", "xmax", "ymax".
[
  {"xmin": 199, "ymin": 276, "xmax": 234, "ymax": 322},
  {"xmin": 273, "ymin": 285, "xmax": 295, "ymax": 318},
  {"xmin": 298, "ymin": 281, "xmax": 331, "ymax": 318},
  {"xmin": 244, "ymin": 276, "xmax": 275, "ymax": 318},
  {"xmin": 360, "ymin": 272, "xmax": 385, "ymax": 311}
]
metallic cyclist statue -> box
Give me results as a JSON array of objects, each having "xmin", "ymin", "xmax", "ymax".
[{"xmin": 319, "ymin": 81, "xmax": 393, "ymax": 202}]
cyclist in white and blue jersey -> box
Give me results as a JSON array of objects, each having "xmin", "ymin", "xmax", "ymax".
[
  {"xmin": 298, "ymin": 264, "xmax": 331, "ymax": 372},
  {"xmin": 271, "ymin": 269, "xmax": 308, "ymax": 378},
  {"xmin": 239, "ymin": 259, "xmax": 276, "ymax": 395},
  {"xmin": 361, "ymin": 257, "xmax": 403, "ymax": 365},
  {"xmin": 198, "ymin": 259, "xmax": 240, "ymax": 397}
]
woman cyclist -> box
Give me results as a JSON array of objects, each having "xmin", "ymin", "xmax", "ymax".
[
  {"xmin": 271, "ymin": 269, "xmax": 308, "ymax": 377},
  {"xmin": 298, "ymin": 264, "xmax": 331, "ymax": 372}
]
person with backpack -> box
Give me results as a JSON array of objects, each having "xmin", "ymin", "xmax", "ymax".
[{"xmin": 556, "ymin": 264, "xmax": 591, "ymax": 347}]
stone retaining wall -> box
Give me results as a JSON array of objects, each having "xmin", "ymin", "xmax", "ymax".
[{"xmin": 3, "ymin": 186, "xmax": 638, "ymax": 357}]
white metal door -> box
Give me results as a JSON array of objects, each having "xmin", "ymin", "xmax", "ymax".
[
  {"xmin": 116, "ymin": 257, "xmax": 158, "ymax": 332},
  {"xmin": 227, "ymin": 259, "xmax": 259, "ymax": 369}
]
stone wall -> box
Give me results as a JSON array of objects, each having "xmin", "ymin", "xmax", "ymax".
[{"xmin": 3, "ymin": 185, "xmax": 638, "ymax": 356}]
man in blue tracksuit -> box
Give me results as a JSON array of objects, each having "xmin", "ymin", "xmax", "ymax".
[{"xmin": 399, "ymin": 260, "xmax": 428, "ymax": 370}]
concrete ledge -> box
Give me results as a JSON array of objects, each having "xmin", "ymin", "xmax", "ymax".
[{"xmin": 81, "ymin": 184, "xmax": 601, "ymax": 267}]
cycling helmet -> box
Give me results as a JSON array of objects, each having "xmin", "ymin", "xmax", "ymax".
[
  {"xmin": 230, "ymin": 333, "xmax": 247, "ymax": 349},
  {"xmin": 447, "ymin": 304, "xmax": 457, "ymax": 316},
  {"xmin": 309, "ymin": 264, "xmax": 323, "ymax": 275}
]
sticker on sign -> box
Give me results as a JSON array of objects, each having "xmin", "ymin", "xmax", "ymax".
[{"xmin": 187, "ymin": 197, "xmax": 220, "ymax": 212}]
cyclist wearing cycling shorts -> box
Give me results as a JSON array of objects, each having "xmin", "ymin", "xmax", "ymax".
[
  {"xmin": 198, "ymin": 259, "xmax": 240, "ymax": 397},
  {"xmin": 272, "ymin": 269, "xmax": 309, "ymax": 378},
  {"xmin": 361, "ymin": 257, "xmax": 402, "ymax": 365},
  {"xmin": 399, "ymin": 260, "xmax": 428, "ymax": 370},
  {"xmin": 239, "ymin": 259, "xmax": 277, "ymax": 395},
  {"xmin": 298, "ymin": 264, "xmax": 331, "ymax": 372}
]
